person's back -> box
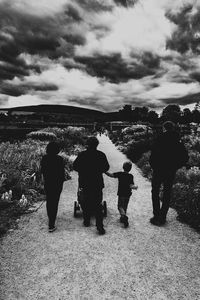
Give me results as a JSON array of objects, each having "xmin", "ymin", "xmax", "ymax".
[
  {"xmin": 149, "ymin": 121, "xmax": 188, "ymax": 226},
  {"xmin": 73, "ymin": 148, "xmax": 109, "ymax": 189},
  {"xmin": 41, "ymin": 154, "xmax": 65, "ymax": 186},
  {"xmin": 115, "ymin": 171, "xmax": 134, "ymax": 198},
  {"xmin": 40, "ymin": 141, "xmax": 65, "ymax": 232},
  {"xmin": 150, "ymin": 126, "xmax": 188, "ymax": 173},
  {"xmin": 73, "ymin": 136, "xmax": 109, "ymax": 234}
]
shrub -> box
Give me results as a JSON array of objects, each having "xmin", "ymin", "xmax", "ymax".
[
  {"xmin": 136, "ymin": 152, "xmax": 152, "ymax": 179},
  {"xmin": 125, "ymin": 139, "xmax": 152, "ymax": 162},
  {"xmin": 188, "ymin": 150, "xmax": 200, "ymax": 167},
  {"xmin": 0, "ymin": 139, "xmax": 47, "ymax": 199},
  {"xmin": 27, "ymin": 131, "xmax": 56, "ymax": 141}
]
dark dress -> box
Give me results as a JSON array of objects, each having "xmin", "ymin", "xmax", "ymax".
[{"xmin": 41, "ymin": 154, "xmax": 65, "ymax": 228}]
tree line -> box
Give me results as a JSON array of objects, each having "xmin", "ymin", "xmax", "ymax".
[{"xmin": 119, "ymin": 102, "xmax": 200, "ymax": 124}]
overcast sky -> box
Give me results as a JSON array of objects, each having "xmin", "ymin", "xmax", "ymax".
[{"xmin": 0, "ymin": 0, "xmax": 200, "ymax": 111}]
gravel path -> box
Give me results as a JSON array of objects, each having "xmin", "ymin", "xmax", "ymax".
[{"xmin": 0, "ymin": 134, "xmax": 200, "ymax": 300}]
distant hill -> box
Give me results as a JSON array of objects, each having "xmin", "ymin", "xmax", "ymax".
[{"xmin": 5, "ymin": 104, "xmax": 104, "ymax": 116}]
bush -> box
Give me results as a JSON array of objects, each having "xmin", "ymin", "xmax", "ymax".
[
  {"xmin": 125, "ymin": 139, "xmax": 152, "ymax": 162},
  {"xmin": 136, "ymin": 152, "xmax": 152, "ymax": 179},
  {"xmin": 27, "ymin": 131, "xmax": 57, "ymax": 141},
  {"xmin": 0, "ymin": 139, "xmax": 47, "ymax": 199}
]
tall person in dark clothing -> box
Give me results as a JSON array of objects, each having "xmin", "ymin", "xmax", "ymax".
[
  {"xmin": 73, "ymin": 136, "xmax": 109, "ymax": 235},
  {"xmin": 41, "ymin": 142, "xmax": 65, "ymax": 232},
  {"xmin": 149, "ymin": 121, "xmax": 189, "ymax": 226}
]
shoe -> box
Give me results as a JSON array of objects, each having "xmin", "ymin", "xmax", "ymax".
[
  {"xmin": 49, "ymin": 226, "xmax": 56, "ymax": 232},
  {"xmin": 123, "ymin": 216, "xmax": 129, "ymax": 228},
  {"xmin": 120, "ymin": 216, "xmax": 123, "ymax": 223},
  {"xmin": 159, "ymin": 218, "xmax": 166, "ymax": 225},
  {"xmin": 83, "ymin": 220, "xmax": 90, "ymax": 227},
  {"xmin": 150, "ymin": 217, "xmax": 165, "ymax": 226},
  {"xmin": 97, "ymin": 226, "xmax": 106, "ymax": 235}
]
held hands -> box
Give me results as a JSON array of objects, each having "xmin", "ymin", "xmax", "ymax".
[{"xmin": 105, "ymin": 171, "xmax": 115, "ymax": 178}]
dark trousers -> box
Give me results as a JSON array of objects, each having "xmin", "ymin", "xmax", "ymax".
[
  {"xmin": 151, "ymin": 170, "xmax": 176, "ymax": 220},
  {"xmin": 118, "ymin": 196, "xmax": 130, "ymax": 217},
  {"xmin": 80, "ymin": 188, "xmax": 104, "ymax": 228},
  {"xmin": 45, "ymin": 184, "xmax": 63, "ymax": 228}
]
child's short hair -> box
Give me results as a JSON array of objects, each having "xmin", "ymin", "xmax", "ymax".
[
  {"xmin": 123, "ymin": 161, "xmax": 132, "ymax": 172},
  {"xmin": 46, "ymin": 141, "xmax": 60, "ymax": 155}
]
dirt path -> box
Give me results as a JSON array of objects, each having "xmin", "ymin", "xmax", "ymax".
[{"xmin": 0, "ymin": 134, "xmax": 200, "ymax": 300}]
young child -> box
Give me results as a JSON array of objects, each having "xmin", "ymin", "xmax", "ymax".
[{"xmin": 105, "ymin": 161, "xmax": 138, "ymax": 228}]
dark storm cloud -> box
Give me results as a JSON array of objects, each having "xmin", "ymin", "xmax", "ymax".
[
  {"xmin": 113, "ymin": 0, "xmax": 127, "ymax": 7},
  {"xmin": 0, "ymin": 62, "xmax": 29, "ymax": 80},
  {"xmin": 33, "ymin": 84, "xmax": 58, "ymax": 92},
  {"xmin": 0, "ymin": 57, "xmax": 40, "ymax": 81},
  {"xmin": 63, "ymin": 34, "xmax": 86, "ymax": 46},
  {"xmin": 191, "ymin": 72, "xmax": 200, "ymax": 82},
  {"xmin": 60, "ymin": 58, "xmax": 86, "ymax": 71},
  {"xmin": 75, "ymin": 52, "xmax": 160, "ymax": 83},
  {"xmin": 0, "ymin": 82, "xmax": 58, "ymax": 97},
  {"xmin": 64, "ymin": 4, "xmax": 83, "ymax": 22},
  {"xmin": 0, "ymin": 83, "xmax": 25, "ymax": 97},
  {"xmin": 161, "ymin": 92, "xmax": 200, "ymax": 106},
  {"xmin": 166, "ymin": 4, "xmax": 200, "ymax": 54},
  {"xmin": 0, "ymin": 1, "xmax": 85, "ymax": 80},
  {"xmin": 75, "ymin": 0, "xmax": 113, "ymax": 12}
]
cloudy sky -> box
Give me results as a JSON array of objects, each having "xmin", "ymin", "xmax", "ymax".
[{"xmin": 0, "ymin": 0, "xmax": 200, "ymax": 112}]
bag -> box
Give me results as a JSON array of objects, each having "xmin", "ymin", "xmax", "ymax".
[{"xmin": 77, "ymin": 187, "xmax": 84, "ymax": 204}]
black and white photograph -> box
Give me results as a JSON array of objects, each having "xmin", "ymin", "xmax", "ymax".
[{"xmin": 0, "ymin": 0, "xmax": 200, "ymax": 299}]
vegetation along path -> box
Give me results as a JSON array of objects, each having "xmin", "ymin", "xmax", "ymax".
[{"xmin": 0, "ymin": 134, "xmax": 200, "ymax": 300}]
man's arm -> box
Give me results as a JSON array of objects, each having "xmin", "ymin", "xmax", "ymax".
[{"xmin": 105, "ymin": 171, "xmax": 116, "ymax": 178}]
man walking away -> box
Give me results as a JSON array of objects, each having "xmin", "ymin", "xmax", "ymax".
[
  {"xmin": 149, "ymin": 121, "xmax": 189, "ymax": 226},
  {"xmin": 73, "ymin": 136, "xmax": 110, "ymax": 235}
]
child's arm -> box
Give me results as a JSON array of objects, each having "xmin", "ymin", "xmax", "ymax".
[
  {"xmin": 130, "ymin": 184, "xmax": 138, "ymax": 190},
  {"xmin": 105, "ymin": 171, "xmax": 116, "ymax": 178}
]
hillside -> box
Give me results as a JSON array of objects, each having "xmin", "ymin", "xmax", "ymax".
[{"xmin": 6, "ymin": 104, "xmax": 104, "ymax": 116}]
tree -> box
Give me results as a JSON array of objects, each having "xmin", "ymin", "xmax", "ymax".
[
  {"xmin": 120, "ymin": 105, "xmax": 132, "ymax": 121},
  {"xmin": 161, "ymin": 104, "xmax": 182, "ymax": 123},
  {"xmin": 147, "ymin": 110, "xmax": 159, "ymax": 124},
  {"xmin": 182, "ymin": 108, "xmax": 193, "ymax": 124}
]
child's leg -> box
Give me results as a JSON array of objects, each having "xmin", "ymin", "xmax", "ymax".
[
  {"xmin": 118, "ymin": 197, "xmax": 130, "ymax": 227},
  {"xmin": 118, "ymin": 197, "xmax": 126, "ymax": 217},
  {"xmin": 124, "ymin": 197, "xmax": 130, "ymax": 215}
]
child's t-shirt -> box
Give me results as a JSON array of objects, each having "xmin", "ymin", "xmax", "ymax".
[{"xmin": 113, "ymin": 172, "xmax": 134, "ymax": 197}]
